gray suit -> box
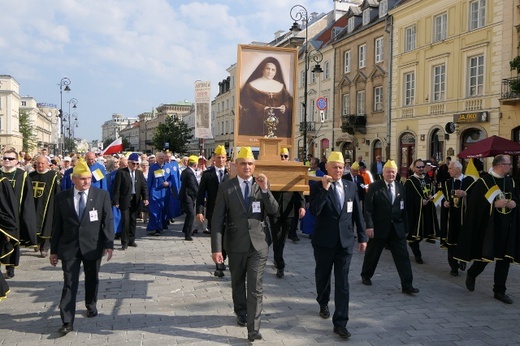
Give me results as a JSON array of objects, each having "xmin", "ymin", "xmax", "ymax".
[{"xmin": 211, "ymin": 177, "xmax": 278, "ymax": 333}]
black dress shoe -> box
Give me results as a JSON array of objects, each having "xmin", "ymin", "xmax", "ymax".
[
  {"xmin": 333, "ymin": 326, "xmax": 351, "ymax": 339},
  {"xmin": 494, "ymin": 293, "xmax": 513, "ymax": 304},
  {"xmin": 185, "ymin": 235, "xmax": 193, "ymax": 241},
  {"xmin": 361, "ymin": 277, "xmax": 372, "ymax": 285},
  {"xmin": 415, "ymin": 256, "xmax": 424, "ymax": 264},
  {"xmin": 450, "ymin": 269, "xmax": 459, "ymax": 276},
  {"xmin": 128, "ymin": 242, "xmax": 137, "ymax": 247},
  {"xmin": 214, "ymin": 269, "xmax": 224, "ymax": 277},
  {"xmin": 276, "ymin": 268, "xmax": 284, "ymax": 278},
  {"xmin": 5, "ymin": 266, "xmax": 14, "ymax": 279},
  {"xmin": 121, "ymin": 244, "xmax": 128, "ymax": 250},
  {"xmin": 203, "ymin": 228, "xmax": 211, "ymax": 234},
  {"xmin": 248, "ymin": 331, "xmax": 262, "ymax": 341},
  {"xmin": 402, "ymin": 287, "xmax": 420, "ymax": 294},
  {"xmin": 236, "ymin": 314, "xmax": 247, "ymax": 327},
  {"xmin": 319, "ymin": 305, "xmax": 330, "ymax": 319},
  {"xmin": 465, "ymin": 274, "xmax": 475, "ymax": 292},
  {"xmin": 288, "ymin": 235, "xmax": 300, "ymax": 242},
  {"xmin": 425, "ymin": 238, "xmax": 436, "ymax": 244},
  {"xmin": 58, "ymin": 323, "xmax": 73, "ymax": 335},
  {"xmin": 192, "ymin": 229, "xmax": 198, "ymax": 234},
  {"xmin": 86, "ymin": 309, "xmax": 98, "ymax": 318}
]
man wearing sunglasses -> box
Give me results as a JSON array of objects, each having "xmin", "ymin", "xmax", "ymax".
[{"xmin": 0, "ymin": 149, "xmax": 37, "ymax": 279}]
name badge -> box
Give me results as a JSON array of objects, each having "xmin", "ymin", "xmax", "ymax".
[
  {"xmin": 252, "ymin": 201, "xmax": 261, "ymax": 213},
  {"xmin": 400, "ymin": 200, "xmax": 405, "ymax": 210},
  {"xmin": 154, "ymin": 169, "xmax": 165, "ymax": 178},
  {"xmin": 89, "ymin": 209, "xmax": 99, "ymax": 222},
  {"xmin": 347, "ymin": 201, "xmax": 353, "ymax": 213}
]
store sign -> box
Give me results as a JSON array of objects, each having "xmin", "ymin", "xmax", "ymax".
[{"xmin": 454, "ymin": 111, "xmax": 489, "ymax": 123}]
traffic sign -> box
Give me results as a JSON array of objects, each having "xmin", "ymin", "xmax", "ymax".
[{"xmin": 316, "ymin": 97, "xmax": 327, "ymax": 110}]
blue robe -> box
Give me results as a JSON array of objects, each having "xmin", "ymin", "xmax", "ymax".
[
  {"xmin": 147, "ymin": 163, "xmax": 174, "ymax": 232},
  {"xmin": 60, "ymin": 167, "xmax": 73, "ymax": 191},
  {"xmin": 107, "ymin": 170, "xmax": 122, "ymax": 235},
  {"xmin": 89, "ymin": 162, "xmax": 108, "ymax": 191},
  {"xmin": 165, "ymin": 161, "xmax": 182, "ymax": 218},
  {"xmin": 301, "ymin": 169, "xmax": 325, "ymax": 236}
]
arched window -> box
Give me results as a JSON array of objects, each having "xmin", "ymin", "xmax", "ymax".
[{"xmin": 399, "ymin": 132, "xmax": 416, "ymax": 178}]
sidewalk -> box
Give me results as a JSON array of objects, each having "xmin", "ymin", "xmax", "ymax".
[{"xmin": 1, "ymin": 216, "xmax": 520, "ymax": 345}]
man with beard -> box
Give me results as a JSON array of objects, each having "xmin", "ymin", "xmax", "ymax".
[
  {"xmin": 29, "ymin": 155, "xmax": 61, "ymax": 258},
  {"xmin": 0, "ymin": 149, "xmax": 37, "ymax": 278}
]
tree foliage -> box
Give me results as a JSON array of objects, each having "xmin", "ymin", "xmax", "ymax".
[
  {"xmin": 152, "ymin": 116, "xmax": 193, "ymax": 153},
  {"xmin": 19, "ymin": 110, "xmax": 37, "ymax": 152}
]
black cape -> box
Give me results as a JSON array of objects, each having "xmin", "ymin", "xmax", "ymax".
[
  {"xmin": 404, "ymin": 175, "xmax": 439, "ymax": 241},
  {"xmin": 29, "ymin": 170, "xmax": 61, "ymax": 238}
]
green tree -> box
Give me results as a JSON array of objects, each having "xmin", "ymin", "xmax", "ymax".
[
  {"xmin": 64, "ymin": 137, "xmax": 77, "ymax": 153},
  {"xmin": 19, "ymin": 110, "xmax": 37, "ymax": 152},
  {"xmin": 152, "ymin": 115, "xmax": 193, "ymax": 153}
]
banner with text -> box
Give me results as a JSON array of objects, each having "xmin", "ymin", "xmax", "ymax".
[{"xmin": 194, "ymin": 81, "xmax": 212, "ymax": 139}]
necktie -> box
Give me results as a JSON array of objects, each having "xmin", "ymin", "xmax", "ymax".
[
  {"xmin": 219, "ymin": 169, "xmax": 224, "ymax": 183},
  {"xmin": 388, "ymin": 183, "xmax": 394, "ymax": 204},
  {"xmin": 334, "ymin": 182, "xmax": 343, "ymax": 211},
  {"xmin": 78, "ymin": 191, "xmax": 85, "ymax": 218},
  {"xmin": 131, "ymin": 170, "xmax": 136, "ymax": 194},
  {"xmin": 244, "ymin": 181, "xmax": 250, "ymax": 206}
]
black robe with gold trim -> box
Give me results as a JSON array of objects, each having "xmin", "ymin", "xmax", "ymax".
[
  {"xmin": 404, "ymin": 175, "xmax": 439, "ymax": 241},
  {"xmin": 0, "ymin": 177, "xmax": 20, "ymax": 300},
  {"xmin": 28, "ymin": 170, "xmax": 60, "ymax": 239}
]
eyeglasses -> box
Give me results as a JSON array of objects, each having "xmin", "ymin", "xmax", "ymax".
[
  {"xmin": 281, "ymin": 155, "xmax": 289, "ymax": 159},
  {"xmin": 3, "ymin": 157, "xmax": 16, "ymax": 161},
  {"xmin": 128, "ymin": 162, "xmax": 138, "ymax": 165},
  {"xmin": 416, "ymin": 166, "xmax": 425, "ymax": 169},
  {"xmin": 500, "ymin": 163, "xmax": 512, "ymax": 166}
]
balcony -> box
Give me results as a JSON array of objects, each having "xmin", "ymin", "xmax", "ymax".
[
  {"xmin": 500, "ymin": 77, "xmax": 520, "ymax": 104},
  {"xmin": 341, "ymin": 114, "xmax": 367, "ymax": 135},
  {"xmin": 299, "ymin": 121, "xmax": 317, "ymax": 133}
]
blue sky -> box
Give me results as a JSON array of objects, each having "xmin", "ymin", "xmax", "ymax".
[{"xmin": 0, "ymin": 0, "xmax": 331, "ymax": 141}]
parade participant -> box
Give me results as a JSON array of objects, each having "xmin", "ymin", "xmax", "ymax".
[
  {"xmin": 106, "ymin": 157, "xmax": 122, "ymax": 239},
  {"xmin": 309, "ymin": 151, "xmax": 367, "ymax": 339},
  {"xmin": 440, "ymin": 160, "xmax": 475, "ymax": 276},
  {"xmin": 404, "ymin": 159, "xmax": 439, "ymax": 264},
  {"xmin": 29, "ymin": 155, "xmax": 61, "ymax": 258},
  {"xmin": 180, "ymin": 155, "xmax": 199, "ymax": 241},
  {"xmin": 370, "ymin": 155, "xmax": 384, "ymax": 180},
  {"xmin": 0, "ymin": 149, "xmax": 37, "ymax": 278},
  {"xmin": 85, "ymin": 151, "xmax": 108, "ymax": 191},
  {"xmin": 211, "ymin": 147, "xmax": 278, "ymax": 342},
  {"xmin": 0, "ymin": 176, "xmax": 19, "ymax": 299},
  {"xmin": 361, "ymin": 160, "xmax": 418, "ymax": 294},
  {"xmin": 343, "ymin": 161, "xmax": 366, "ymax": 205},
  {"xmin": 301, "ymin": 157, "xmax": 325, "ymax": 237},
  {"xmin": 164, "ymin": 151, "xmax": 181, "ymax": 223},
  {"xmin": 196, "ymin": 145, "xmax": 228, "ymax": 276},
  {"xmin": 113, "ymin": 153, "xmax": 148, "ymax": 250},
  {"xmin": 456, "ymin": 155, "xmax": 519, "ymax": 304},
  {"xmin": 270, "ymin": 148, "xmax": 305, "ymax": 278},
  {"xmin": 60, "ymin": 156, "xmax": 77, "ymax": 191},
  {"xmin": 50, "ymin": 158, "xmax": 114, "ymax": 334},
  {"xmin": 139, "ymin": 160, "xmax": 150, "ymax": 223},
  {"xmin": 146, "ymin": 152, "xmax": 174, "ymax": 236}
]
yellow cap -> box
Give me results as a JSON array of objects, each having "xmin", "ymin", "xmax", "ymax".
[
  {"xmin": 188, "ymin": 155, "xmax": 199, "ymax": 164},
  {"xmin": 327, "ymin": 151, "xmax": 344, "ymax": 164},
  {"xmin": 280, "ymin": 148, "xmax": 289, "ymax": 155},
  {"xmin": 383, "ymin": 160, "xmax": 397, "ymax": 169},
  {"xmin": 465, "ymin": 158, "xmax": 480, "ymax": 180},
  {"xmin": 215, "ymin": 145, "xmax": 226, "ymax": 155},
  {"xmin": 351, "ymin": 161, "xmax": 360, "ymax": 170},
  {"xmin": 237, "ymin": 147, "xmax": 254, "ymax": 160},
  {"xmin": 72, "ymin": 159, "xmax": 91, "ymax": 177}
]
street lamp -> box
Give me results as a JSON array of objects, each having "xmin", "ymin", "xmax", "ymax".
[
  {"xmin": 58, "ymin": 77, "xmax": 71, "ymax": 154},
  {"xmin": 67, "ymin": 98, "xmax": 78, "ymax": 152},
  {"xmin": 290, "ymin": 4, "xmax": 323, "ymax": 161}
]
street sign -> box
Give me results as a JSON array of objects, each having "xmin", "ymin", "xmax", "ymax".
[{"xmin": 316, "ymin": 97, "xmax": 327, "ymax": 110}]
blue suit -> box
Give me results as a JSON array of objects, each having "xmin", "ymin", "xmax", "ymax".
[
  {"xmin": 88, "ymin": 162, "xmax": 108, "ymax": 191},
  {"xmin": 107, "ymin": 170, "xmax": 122, "ymax": 236},
  {"xmin": 60, "ymin": 168, "xmax": 73, "ymax": 191}
]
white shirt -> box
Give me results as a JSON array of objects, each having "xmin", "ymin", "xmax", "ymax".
[
  {"xmin": 73, "ymin": 188, "xmax": 89, "ymax": 215},
  {"xmin": 237, "ymin": 176, "xmax": 253, "ymax": 199}
]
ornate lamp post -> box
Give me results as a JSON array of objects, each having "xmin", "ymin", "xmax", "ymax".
[
  {"xmin": 290, "ymin": 5, "xmax": 323, "ymax": 161},
  {"xmin": 58, "ymin": 77, "xmax": 71, "ymax": 154},
  {"xmin": 67, "ymin": 98, "xmax": 78, "ymax": 152}
]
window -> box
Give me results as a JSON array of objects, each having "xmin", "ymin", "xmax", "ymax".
[
  {"xmin": 300, "ymin": 70, "xmax": 305, "ymax": 88},
  {"xmin": 356, "ymin": 91, "xmax": 366, "ymax": 115},
  {"xmin": 359, "ymin": 44, "xmax": 366, "ymax": 68},
  {"xmin": 311, "ymin": 70, "xmax": 316, "ymax": 83},
  {"xmin": 348, "ymin": 17, "xmax": 355, "ymax": 33},
  {"xmin": 403, "ymin": 72, "xmax": 415, "ymax": 106},
  {"xmin": 405, "ymin": 25, "xmax": 416, "ymax": 52},
  {"xmin": 324, "ymin": 61, "xmax": 330, "ymax": 79},
  {"xmin": 432, "ymin": 64, "xmax": 446, "ymax": 102},
  {"xmin": 363, "ymin": 8, "xmax": 371, "ymax": 25},
  {"xmin": 344, "ymin": 50, "xmax": 351, "ymax": 73},
  {"xmin": 342, "ymin": 94, "xmax": 350, "ymax": 115},
  {"xmin": 21, "ymin": 101, "xmax": 27, "ymax": 106},
  {"xmin": 379, "ymin": 0, "xmax": 388, "ymax": 17},
  {"xmin": 309, "ymin": 98, "xmax": 315, "ymax": 121},
  {"xmin": 433, "ymin": 13, "xmax": 447, "ymax": 42},
  {"xmin": 300, "ymin": 103, "xmax": 305, "ymax": 122},
  {"xmin": 373, "ymin": 86, "xmax": 383, "ymax": 111},
  {"xmin": 468, "ymin": 55, "xmax": 484, "ymax": 96},
  {"xmin": 375, "ymin": 37, "xmax": 384, "ymax": 63},
  {"xmin": 469, "ymin": 0, "xmax": 486, "ymax": 30}
]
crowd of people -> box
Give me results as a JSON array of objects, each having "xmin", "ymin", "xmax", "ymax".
[{"xmin": 0, "ymin": 145, "xmax": 519, "ymax": 342}]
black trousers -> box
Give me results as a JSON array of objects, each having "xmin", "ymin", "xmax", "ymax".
[
  {"xmin": 408, "ymin": 240, "xmax": 422, "ymax": 258},
  {"xmin": 121, "ymin": 195, "xmax": 139, "ymax": 245},
  {"xmin": 468, "ymin": 260, "xmax": 510, "ymax": 294},
  {"xmin": 313, "ymin": 243, "xmax": 353, "ymax": 328},
  {"xmin": 271, "ymin": 216, "xmax": 292, "ymax": 269},
  {"xmin": 59, "ymin": 254, "xmax": 101, "ymax": 324},
  {"xmin": 361, "ymin": 226, "xmax": 414, "ymax": 290},
  {"xmin": 182, "ymin": 200, "xmax": 195, "ymax": 235}
]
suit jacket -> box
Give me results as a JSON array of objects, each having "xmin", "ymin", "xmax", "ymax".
[
  {"xmin": 112, "ymin": 168, "xmax": 148, "ymax": 210},
  {"xmin": 310, "ymin": 179, "xmax": 367, "ymax": 249},
  {"xmin": 196, "ymin": 166, "xmax": 228, "ymax": 215},
  {"xmin": 342, "ymin": 172, "xmax": 366, "ymax": 201},
  {"xmin": 211, "ymin": 177, "xmax": 279, "ymax": 253},
  {"xmin": 364, "ymin": 179, "xmax": 408, "ymax": 239},
  {"xmin": 179, "ymin": 167, "xmax": 198, "ymax": 206},
  {"xmin": 51, "ymin": 187, "xmax": 114, "ymax": 261},
  {"xmin": 370, "ymin": 161, "xmax": 383, "ymax": 178}
]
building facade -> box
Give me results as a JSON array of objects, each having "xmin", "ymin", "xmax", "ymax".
[{"xmin": 0, "ymin": 75, "xmax": 23, "ymax": 151}]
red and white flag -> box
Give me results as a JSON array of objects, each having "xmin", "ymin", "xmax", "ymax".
[{"xmin": 101, "ymin": 137, "xmax": 123, "ymax": 155}]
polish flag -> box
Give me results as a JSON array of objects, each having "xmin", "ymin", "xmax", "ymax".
[{"xmin": 101, "ymin": 137, "xmax": 123, "ymax": 155}]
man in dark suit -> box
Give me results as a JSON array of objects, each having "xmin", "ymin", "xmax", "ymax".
[
  {"xmin": 360, "ymin": 160, "xmax": 419, "ymax": 294},
  {"xmin": 50, "ymin": 159, "xmax": 114, "ymax": 335},
  {"xmin": 180, "ymin": 155, "xmax": 199, "ymax": 241},
  {"xmin": 196, "ymin": 145, "xmax": 228, "ymax": 276},
  {"xmin": 343, "ymin": 162, "xmax": 366, "ymax": 205},
  {"xmin": 112, "ymin": 153, "xmax": 149, "ymax": 250},
  {"xmin": 211, "ymin": 147, "xmax": 278, "ymax": 342},
  {"xmin": 370, "ymin": 155, "xmax": 384, "ymax": 180},
  {"xmin": 310, "ymin": 152, "xmax": 367, "ymax": 340}
]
